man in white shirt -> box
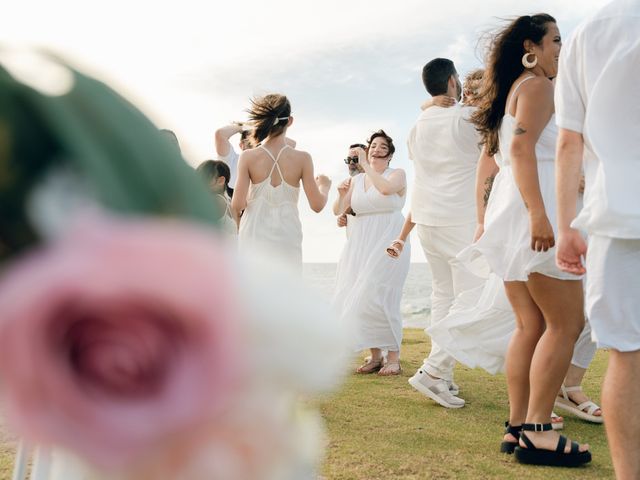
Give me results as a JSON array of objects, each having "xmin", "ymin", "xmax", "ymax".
[
  {"xmin": 555, "ymin": 2, "xmax": 640, "ymax": 477},
  {"xmin": 407, "ymin": 58, "xmax": 483, "ymax": 409}
]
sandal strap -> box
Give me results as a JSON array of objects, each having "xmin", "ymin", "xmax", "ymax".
[
  {"xmin": 519, "ymin": 431, "xmax": 536, "ymax": 450},
  {"xmin": 504, "ymin": 422, "xmax": 522, "ymax": 438},
  {"xmin": 381, "ymin": 361, "xmax": 401, "ymax": 370},
  {"xmin": 521, "ymin": 423, "xmax": 553, "ymax": 432},
  {"xmin": 357, "ymin": 359, "xmax": 383, "ymax": 372},
  {"xmin": 571, "ymin": 440, "xmax": 580, "ymax": 454},
  {"xmin": 560, "ymin": 384, "xmax": 584, "ymax": 400},
  {"xmin": 556, "ymin": 435, "xmax": 567, "ymax": 454},
  {"xmin": 563, "ymin": 385, "xmax": 583, "ymax": 393},
  {"xmin": 392, "ymin": 239, "xmax": 405, "ymax": 246},
  {"xmin": 576, "ymin": 400, "xmax": 601, "ymax": 415}
]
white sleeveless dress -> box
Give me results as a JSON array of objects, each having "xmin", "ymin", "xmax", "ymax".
[
  {"xmin": 428, "ymin": 77, "xmax": 583, "ymax": 372},
  {"xmin": 333, "ymin": 169, "xmax": 410, "ymax": 352},
  {"xmin": 238, "ymin": 145, "xmax": 303, "ymax": 267},
  {"xmin": 218, "ymin": 193, "xmax": 238, "ymax": 238},
  {"xmin": 460, "ymin": 76, "xmax": 580, "ymax": 282}
]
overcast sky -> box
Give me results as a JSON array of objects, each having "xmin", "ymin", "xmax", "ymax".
[{"xmin": 1, "ymin": 0, "xmax": 609, "ymax": 261}]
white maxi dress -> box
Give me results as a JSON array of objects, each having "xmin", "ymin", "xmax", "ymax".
[
  {"xmin": 238, "ymin": 145, "xmax": 303, "ymax": 268},
  {"xmin": 333, "ymin": 169, "xmax": 410, "ymax": 352}
]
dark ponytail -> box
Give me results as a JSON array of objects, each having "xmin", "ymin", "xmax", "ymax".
[
  {"xmin": 246, "ymin": 93, "xmax": 291, "ymax": 144},
  {"xmin": 471, "ymin": 14, "xmax": 556, "ymax": 155},
  {"xmin": 196, "ymin": 160, "xmax": 234, "ymax": 197}
]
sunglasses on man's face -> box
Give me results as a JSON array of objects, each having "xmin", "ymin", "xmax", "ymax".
[{"xmin": 344, "ymin": 156, "xmax": 359, "ymax": 164}]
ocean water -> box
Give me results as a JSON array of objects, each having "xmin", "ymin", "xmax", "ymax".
[{"xmin": 302, "ymin": 263, "xmax": 432, "ymax": 328}]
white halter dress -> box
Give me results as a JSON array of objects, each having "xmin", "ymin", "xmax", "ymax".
[
  {"xmin": 217, "ymin": 193, "xmax": 238, "ymax": 238},
  {"xmin": 333, "ymin": 169, "xmax": 410, "ymax": 352},
  {"xmin": 238, "ymin": 145, "xmax": 303, "ymax": 267}
]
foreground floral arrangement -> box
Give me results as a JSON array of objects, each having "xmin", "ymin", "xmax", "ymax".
[
  {"xmin": 0, "ymin": 51, "xmax": 348, "ymax": 480},
  {"xmin": 0, "ymin": 212, "xmax": 347, "ymax": 480}
]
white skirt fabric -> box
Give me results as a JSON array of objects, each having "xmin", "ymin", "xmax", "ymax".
[
  {"xmin": 428, "ymin": 267, "xmax": 597, "ymax": 374},
  {"xmin": 460, "ymin": 163, "xmax": 580, "ymax": 282},
  {"xmin": 238, "ymin": 182, "xmax": 302, "ymax": 269},
  {"xmin": 333, "ymin": 211, "xmax": 410, "ymax": 352},
  {"xmin": 426, "ymin": 273, "xmax": 514, "ymax": 374}
]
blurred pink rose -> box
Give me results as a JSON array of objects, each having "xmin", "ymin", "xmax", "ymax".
[{"xmin": 0, "ymin": 213, "xmax": 247, "ymax": 471}]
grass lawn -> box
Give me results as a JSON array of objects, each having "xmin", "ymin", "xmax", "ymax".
[
  {"xmin": 319, "ymin": 328, "xmax": 613, "ymax": 480},
  {"xmin": 0, "ymin": 445, "xmax": 15, "ymax": 480},
  {"xmin": 0, "ymin": 328, "xmax": 613, "ymax": 479}
]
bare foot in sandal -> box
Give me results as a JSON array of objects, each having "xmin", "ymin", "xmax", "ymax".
[
  {"xmin": 555, "ymin": 384, "xmax": 603, "ymax": 423},
  {"xmin": 515, "ymin": 423, "xmax": 591, "ymax": 467},
  {"xmin": 520, "ymin": 429, "xmax": 590, "ymax": 454},
  {"xmin": 386, "ymin": 239, "xmax": 405, "ymax": 258},
  {"xmin": 378, "ymin": 362, "xmax": 402, "ymax": 376},
  {"xmin": 356, "ymin": 357, "xmax": 383, "ymax": 374}
]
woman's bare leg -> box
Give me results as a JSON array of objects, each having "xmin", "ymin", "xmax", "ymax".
[
  {"xmin": 523, "ymin": 273, "xmax": 589, "ymax": 452},
  {"xmin": 503, "ymin": 281, "xmax": 545, "ymax": 442}
]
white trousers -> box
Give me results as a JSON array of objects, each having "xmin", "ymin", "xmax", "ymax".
[
  {"xmin": 417, "ymin": 223, "xmax": 484, "ymax": 380},
  {"xmin": 572, "ymin": 319, "xmax": 596, "ymax": 369}
]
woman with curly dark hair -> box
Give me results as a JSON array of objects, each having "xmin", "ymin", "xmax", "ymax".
[
  {"xmin": 467, "ymin": 14, "xmax": 591, "ymax": 466},
  {"xmin": 333, "ymin": 130, "xmax": 410, "ymax": 376}
]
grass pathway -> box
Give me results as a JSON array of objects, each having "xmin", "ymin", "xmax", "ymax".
[{"xmin": 0, "ymin": 328, "xmax": 613, "ymax": 479}]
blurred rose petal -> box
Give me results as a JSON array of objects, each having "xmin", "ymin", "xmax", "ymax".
[{"xmin": 0, "ymin": 213, "xmax": 247, "ymax": 470}]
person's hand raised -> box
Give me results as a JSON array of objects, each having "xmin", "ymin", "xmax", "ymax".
[
  {"xmin": 315, "ymin": 174, "xmax": 332, "ymax": 191},
  {"xmin": 337, "ymin": 178, "xmax": 351, "ymax": 196}
]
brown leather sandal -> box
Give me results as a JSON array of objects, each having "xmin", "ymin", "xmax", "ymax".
[{"xmin": 356, "ymin": 358, "xmax": 384, "ymax": 374}]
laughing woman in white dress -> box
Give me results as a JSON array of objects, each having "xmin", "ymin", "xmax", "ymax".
[
  {"xmin": 467, "ymin": 14, "xmax": 590, "ymax": 465},
  {"xmin": 333, "ymin": 130, "xmax": 410, "ymax": 376},
  {"xmin": 231, "ymin": 94, "xmax": 331, "ymax": 269}
]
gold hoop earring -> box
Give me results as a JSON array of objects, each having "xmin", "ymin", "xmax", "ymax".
[{"xmin": 522, "ymin": 52, "xmax": 538, "ymax": 69}]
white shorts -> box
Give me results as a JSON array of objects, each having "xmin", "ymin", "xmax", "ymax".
[{"xmin": 586, "ymin": 235, "xmax": 640, "ymax": 351}]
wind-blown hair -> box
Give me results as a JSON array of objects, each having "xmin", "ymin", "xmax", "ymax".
[
  {"xmin": 246, "ymin": 94, "xmax": 291, "ymax": 144},
  {"xmin": 471, "ymin": 14, "xmax": 556, "ymax": 155},
  {"xmin": 463, "ymin": 69, "xmax": 485, "ymax": 105}
]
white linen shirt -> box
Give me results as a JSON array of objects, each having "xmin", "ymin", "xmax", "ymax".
[
  {"xmin": 555, "ymin": 0, "xmax": 640, "ymax": 238},
  {"xmin": 407, "ymin": 104, "xmax": 480, "ymax": 226}
]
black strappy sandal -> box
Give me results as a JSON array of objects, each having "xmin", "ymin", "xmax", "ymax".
[
  {"xmin": 514, "ymin": 423, "xmax": 592, "ymax": 467},
  {"xmin": 500, "ymin": 422, "xmax": 522, "ymax": 454}
]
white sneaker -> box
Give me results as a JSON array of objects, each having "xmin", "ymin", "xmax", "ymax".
[
  {"xmin": 408, "ymin": 369, "xmax": 465, "ymax": 409},
  {"xmin": 448, "ymin": 381, "xmax": 460, "ymax": 396}
]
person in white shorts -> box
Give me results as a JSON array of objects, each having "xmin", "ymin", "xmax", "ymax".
[
  {"xmin": 555, "ymin": 2, "xmax": 640, "ymax": 477},
  {"xmin": 406, "ymin": 57, "xmax": 484, "ymax": 409}
]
